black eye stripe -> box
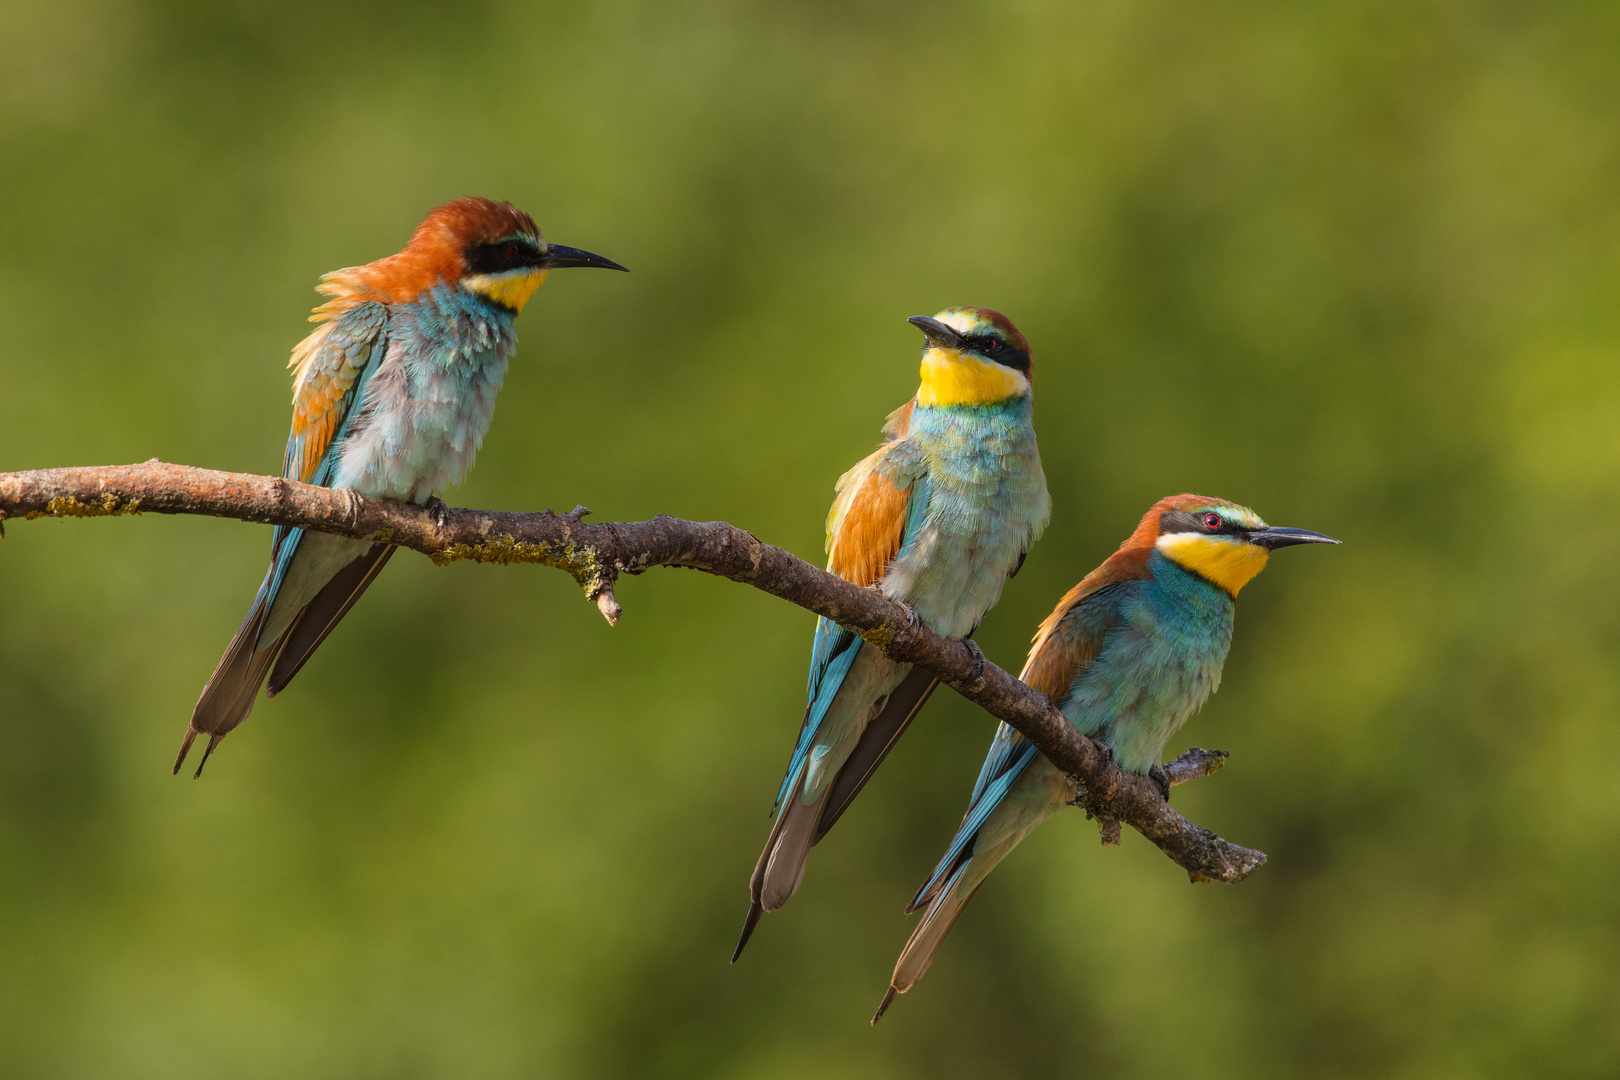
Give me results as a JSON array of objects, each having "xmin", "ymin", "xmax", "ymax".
[
  {"xmin": 1159, "ymin": 509, "xmax": 1246, "ymax": 536},
  {"xmin": 969, "ymin": 335, "xmax": 1031, "ymax": 375},
  {"xmin": 464, "ymin": 239, "xmax": 541, "ymax": 276}
]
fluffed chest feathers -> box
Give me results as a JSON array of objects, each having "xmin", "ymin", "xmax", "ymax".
[
  {"xmin": 886, "ymin": 399, "xmax": 1050, "ymax": 636},
  {"xmin": 912, "ymin": 399, "xmax": 1047, "ymax": 543},
  {"xmin": 332, "ymin": 287, "xmax": 518, "ymax": 502}
]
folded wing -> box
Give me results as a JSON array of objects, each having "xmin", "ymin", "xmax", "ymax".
[
  {"xmin": 737, "ymin": 412, "xmax": 929, "ymax": 958},
  {"xmin": 878, "ymin": 556, "xmax": 1146, "ymax": 1019},
  {"xmin": 178, "ymin": 303, "xmax": 390, "ymax": 776}
]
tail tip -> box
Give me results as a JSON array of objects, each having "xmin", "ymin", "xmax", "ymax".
[
  {"xmin": 730, "ymin": 902, "xmax": 764, "ymax": 964},
  {"xmin": 871, "ymin": 986, "xmax": 899, "ymax": 1025},
  {"xmin": 192, "ymin": 734, "xmax": 223, "ymax": 779},
  {"xmin": 171, "ymin": 728, "xmax": 198, "ymax": 776}
]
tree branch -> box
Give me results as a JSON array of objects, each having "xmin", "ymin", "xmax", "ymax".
[{"xmin": 0, "ymin": 460, "xmax": 1266, "ymax": 884}]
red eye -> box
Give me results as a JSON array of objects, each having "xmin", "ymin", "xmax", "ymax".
[
  {"xmin": 1203, "ymin": 513, "xmax": 1222, "ymax": 530},
  {"xmin": 504, "ymin": 242, "xmax": 521, "ymax": 261}
]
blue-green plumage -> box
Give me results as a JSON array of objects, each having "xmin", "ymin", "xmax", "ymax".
[
  {"xmin": 255, "ymin": 286, "xmax": 519, "ymax": 646},
  {"xmin": 776, "ymin": 395, "xmax": 1047, "ymax": 812},
  {"xmin": 736, "ymin": 307, "xmax": 1050, "ymax": 961},
  {"xmin": 178, "ymin": 198, "xmax": 625, "ymax": 777},
  {"xmin": 1062, "ymin": 553, "xmax": 1234, "ymax": 771},
  {"xmin": 875, "ymin": 494, "xmax": 1338, "ymax": 1020},
  {"xmin": 913, "ymin": 552, "xmax": 1233, "ymax": 909}
]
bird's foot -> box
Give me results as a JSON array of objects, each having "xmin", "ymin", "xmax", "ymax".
[
  {"xmin": 883, "ymin": 601, "xmax": 925, "ymax": 653},
  {"xmin": 423, "ymin": 495, "xmax": 452, "ymax": 531},
  {"xmin": 961, "ymin": 638, "xmax": 988, "ymax": 688},
  {"xmin": 1148, "ymin": 764, "xmax": 1172, "ymax": 804},
  {"xmin": 343, "ymin": 489, "xmax": 364, "ymax": 528}
]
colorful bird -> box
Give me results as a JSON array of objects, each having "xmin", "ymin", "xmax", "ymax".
[
  {"xmin": 175, "ymin": 197, "xmax": 626, "ymax": 777},
  {"xmin": 733, "ymin": 307, "xmax": 1052, "ymax": 960},
  {"xmin": 873, "ymin": 494, "xmax": 1338, "ymax": 1021}
]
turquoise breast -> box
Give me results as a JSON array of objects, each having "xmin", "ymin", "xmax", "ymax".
[
  {"xmin": 1063, "ymin": 551, "xmax": 1235, "ymax": 774},
  {"xmin": 884, "ymin": 395, "xmax": 1050, "ymax": 639},
  {"xmin": 333, "ymin": 284, "xmax": 518, "ymax": 503}
]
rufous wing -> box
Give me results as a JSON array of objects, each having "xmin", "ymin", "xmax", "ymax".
[{"xmin": 282, "ymin": 301, "xmax": 388, "ymax": 486}]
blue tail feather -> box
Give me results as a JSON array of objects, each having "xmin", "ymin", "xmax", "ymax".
[
  {"xmin": 912, "ymin": 740, "xmax": 1041, "ymax": 908},
  {"xmin": 774, "ymin": 620, "xmax": 862, "ymax": 812}
]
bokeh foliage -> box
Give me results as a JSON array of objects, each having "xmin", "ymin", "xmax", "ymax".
[{"xmin": 2, "ymin": 0, "xmax": 1618, "ymax": 1075}]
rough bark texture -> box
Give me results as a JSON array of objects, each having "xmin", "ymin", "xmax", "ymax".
[{"xmin": 0, "ymin": 460, "xmax": 1267, "ymax": 884}]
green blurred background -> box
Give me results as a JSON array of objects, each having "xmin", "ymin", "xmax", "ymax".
[{"xmin": 2, "ymin": 0, "xmax": 1617, "ymax": 1075}]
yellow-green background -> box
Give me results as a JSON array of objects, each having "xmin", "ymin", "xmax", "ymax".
[{"xmin": 2, "ymin": 1, "xmax": 1616, "ymax": 1076}]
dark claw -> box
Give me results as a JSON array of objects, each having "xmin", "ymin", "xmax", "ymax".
[
  {"xmin": 423, "ymin": 495, "xmax": 451, "ymax": 530},
  {"xmin": 1148, "ymin": 764, "xmax": 1171, "ymax": 804},
  {"xmin": 961, "ymin": 638, "xmax": 987, "ymax": 686}
]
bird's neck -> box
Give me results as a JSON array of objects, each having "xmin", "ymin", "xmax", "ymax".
[
  {"xmin": 907, "ymin": 394, "xmax": 1037, "ymax": 459},
  {"xmin": 916, "ymin": 347, "xmax": 1030, "ymax": 407},
  {"xmin": 407, "ymin": 283, "xmax": 523, "ymax": 350},
  {"xmin": 1152, "ymin": 539, "xmax": 1266, "ymax": 598},
  {"xmin": 911, "ymin": 392, "xmax": 1033, "ymax": 423},
  {"xmin": 461, "ymin": 268, "xmax": 548, "ymax": 313}
]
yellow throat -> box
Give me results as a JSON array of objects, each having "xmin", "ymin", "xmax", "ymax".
[
  {"xmin": 1155, "ymin": 533, "xmax": 1270, "ymax": 596},
  {"xmin": 464, "ymin": 268, "xmax": 548, "ymax": 313},
  {"xmin": 916, "ymin": 346, "xmax": 1028, "ymax": 407}
]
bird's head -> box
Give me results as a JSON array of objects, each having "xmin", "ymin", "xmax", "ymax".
[
  {"xmin": 908, "ymin": 307, "xmax": 1033, "ymax": 408},
  {"xmin": 312, "ymin": 197, "xmax": 625, "ymax": 320},
  {"xmin": 1140, "ymin": 494, "xmax": 1340, "ymax": 596}
]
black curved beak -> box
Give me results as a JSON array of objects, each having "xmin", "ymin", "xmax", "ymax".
[
  {"xmin": 1249, "ymin": 526, "xmax": 1341, "ymax": 550},
  {"xmin": 538, "ymin": 243, "xmax": 628, "ymax": 272},
  {"xmin": 907, "ymin": 315, "xmax": 968, "ymax": 350}
]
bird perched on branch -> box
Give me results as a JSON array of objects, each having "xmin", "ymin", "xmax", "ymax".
[
  {"xmin": 733, "ymin": 307, "xmax": 1051, "ymax": 960},
  {"xmin": 873, "ymin": 494, "xmax": 1338, "ymax": 1022},
  {"xmin": 176, "ymin": 197, "xmax": 626, "ymax": 777}
]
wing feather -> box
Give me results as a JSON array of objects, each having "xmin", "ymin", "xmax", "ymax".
[
  {"xmin": 910, "ymin": 559, "xmax": 1147, "ymax": 910},
  {"xmin": 179, "ymin": 301, "xmax": 391, "ymax": 775},
  {"xmin": 826, "ymin": 445, "xmax": 917, "ymax": 587},
  {"xmin": 813, "ymin": 666, "xmax": 940, "ymax": 841},
  {"xmin": 264, "ymin": 301, "xmax": 390, "ymax": 614},
  {"xmin": 770, "ymin": 434, "xmax": 927, "ymax": 811},
  {"xmin": 283, "ymin": 302, "xmax": 389, "ymax": 486}
]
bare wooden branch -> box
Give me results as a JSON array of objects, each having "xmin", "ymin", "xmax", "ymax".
[
  {"xmin": 0, "ymin": 460, "xmax": 1266, "ymax": 884},
  {"xmin": 1082, "ymin": 748, "xmax": 1230, "ymax": 849},
  {"xmin": 1166, "ymin": 746, "xmax": 1229, "ymax": 787}
]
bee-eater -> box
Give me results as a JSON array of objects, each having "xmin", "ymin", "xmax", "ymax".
[
  {"xmin": 175, "ymin": 197, "xmax": 626, "ymax": 777},
  {"xmin": 873, "ymin": 494, "xmax": 1338, "ymax": 1021},
  {"xmin": 733, "ymin": 307, "xmax": 1051, "ymax": 960}
]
